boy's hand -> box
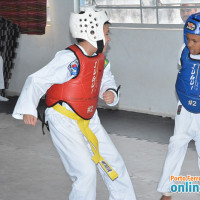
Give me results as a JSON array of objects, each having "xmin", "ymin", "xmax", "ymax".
[
  {"xmin": 23, "ymin": 114, "xmax": 37, "ymax": 126},
  {"xmin": 103, "ymin": 91, "xmax": 115, "ymax": 104}
]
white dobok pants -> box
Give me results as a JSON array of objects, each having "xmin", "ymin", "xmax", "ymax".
[
  {"xmin": 46, "ymin": 107, "xmax": 136, "ymax": 200},
  {"xmin": 157, "ymin": 101, "xmax": 200, "ymax": 193}
]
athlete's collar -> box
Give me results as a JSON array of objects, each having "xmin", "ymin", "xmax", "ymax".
[{"xmin": 76, "ymin": 44, "xmax": 97, "ymax": 57}]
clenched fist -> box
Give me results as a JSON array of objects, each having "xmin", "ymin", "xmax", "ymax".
[
  {"xmin": 103, "ymin": 91, "xmax": 114, "ymax": 104},
  {"xmin": 23, "ymin": 114, "xmax": 37, "ymax": 126}
]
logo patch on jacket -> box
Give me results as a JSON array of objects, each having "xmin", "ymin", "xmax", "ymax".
[
  {"xmin": 186, "ymin": 21, "xmax": 196, "ymax": 31},
  {"xmin": 68, "ymin": 59, "xmax": 79, "ymax": 76}
]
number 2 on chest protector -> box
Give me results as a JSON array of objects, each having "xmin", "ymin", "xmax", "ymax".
[{"xmin": 188, "ymin": 100, "xmax": 197, "ymax": 106}]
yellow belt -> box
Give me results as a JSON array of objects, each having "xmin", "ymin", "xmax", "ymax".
[{"xmin": 53, "ymin": 104, "xmax": 118, "ymax": 181}]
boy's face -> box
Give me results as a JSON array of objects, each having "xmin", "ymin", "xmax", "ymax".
[
  {"xmin": 186, "ymin": 33, "xmax": 200, "ymax": 55},
  {"xmin": 102, "ymin": 24, "xmax": 111, "ymax": 54},
  {"xmin": 180, "ymin": 4, "xmax": 197, "ymax": 22}
]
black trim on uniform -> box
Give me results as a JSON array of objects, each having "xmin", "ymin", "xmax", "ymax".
[
  {"xmin": 105, "ymin": 85, "xmax": 121, "ymax": 97},
  {"xmin": 37, "ymin": 110, "xmax": 49, "ymax": 135},
  {"xmin": 96, "ymin": 40, "xmax": 104, "ymax": 54},
  {"xmin": 192, "ymin": 18, "xmax": 200, "ymax": 22},
  {"xmin": 180, "ymin": 49, "xmax": 184, "ymax": 66}
]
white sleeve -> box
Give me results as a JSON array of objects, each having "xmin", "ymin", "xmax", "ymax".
[
  {"xmin": 178, "ymin": 43, "xmax": 185, "ymax": 66},
  {"xmin": 12, "ymin": 50, "xmax": 77, "ymax": 120},
  {"xmin": 99, "ymin": 60, "xmax": 119, "ymax": 106}
]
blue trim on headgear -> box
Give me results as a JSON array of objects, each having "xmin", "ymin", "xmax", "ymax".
[{"xmin": 184, "ymin": 12, "xmax": 200, "ymax": 46}]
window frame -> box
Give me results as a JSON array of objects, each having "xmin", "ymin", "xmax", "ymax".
[{"xmin": 80, "ymin": 0, "xmax": 200, "ymax": 30}]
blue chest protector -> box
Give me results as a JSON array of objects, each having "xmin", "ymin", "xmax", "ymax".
[{"xmin": 176, "ymin": 46, "xmax": 200, "ymax": 113}]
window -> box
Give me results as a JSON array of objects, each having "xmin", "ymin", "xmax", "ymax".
[
  {"xmin": 80, "ymin": 0, "xmax": 200, "ymax": 29},
  {"xmin": 47, "ymin": 0, "xmax": 51, "ymax": 26}
]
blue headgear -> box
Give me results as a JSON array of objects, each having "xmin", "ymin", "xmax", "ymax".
[{"xmin": 184, "ymin": 12, "xmax": 200, "ymax": 46}]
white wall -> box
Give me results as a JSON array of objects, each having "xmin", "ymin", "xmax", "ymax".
[
  {"xmin": 103, "ymin": 28, "xmax": 183, "ymax": 117},
  {"xmin": 8, "ymin": 0, "xmax": 183, "ymax": 118}
]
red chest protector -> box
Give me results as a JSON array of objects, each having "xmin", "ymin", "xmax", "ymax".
[{"xmin": 46, "ymin": 44, "xmax": 105, "ymax": 119}]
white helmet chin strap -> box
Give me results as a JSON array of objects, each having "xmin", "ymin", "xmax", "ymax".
[{"xmin": 69, "ymin": 6, "xmax": 109, "ymax": 53}]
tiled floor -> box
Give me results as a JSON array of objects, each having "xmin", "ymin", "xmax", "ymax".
[{"xmin": 0, "ymin": 97, "xmax": 199, "ymax": 200}]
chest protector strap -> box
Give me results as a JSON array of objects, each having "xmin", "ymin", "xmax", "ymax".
[
  {"xmin": 176, "ymin": 46, "xmax": 200, "ymax": 113},
  {"xmin": 53, "ymin": 104, "xmax": 118, "ymax": 181}
]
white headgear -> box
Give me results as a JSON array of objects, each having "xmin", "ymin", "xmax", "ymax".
[{"xmin": 69, "ymin": 6, "xmax": 109, "ymax": 52}]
